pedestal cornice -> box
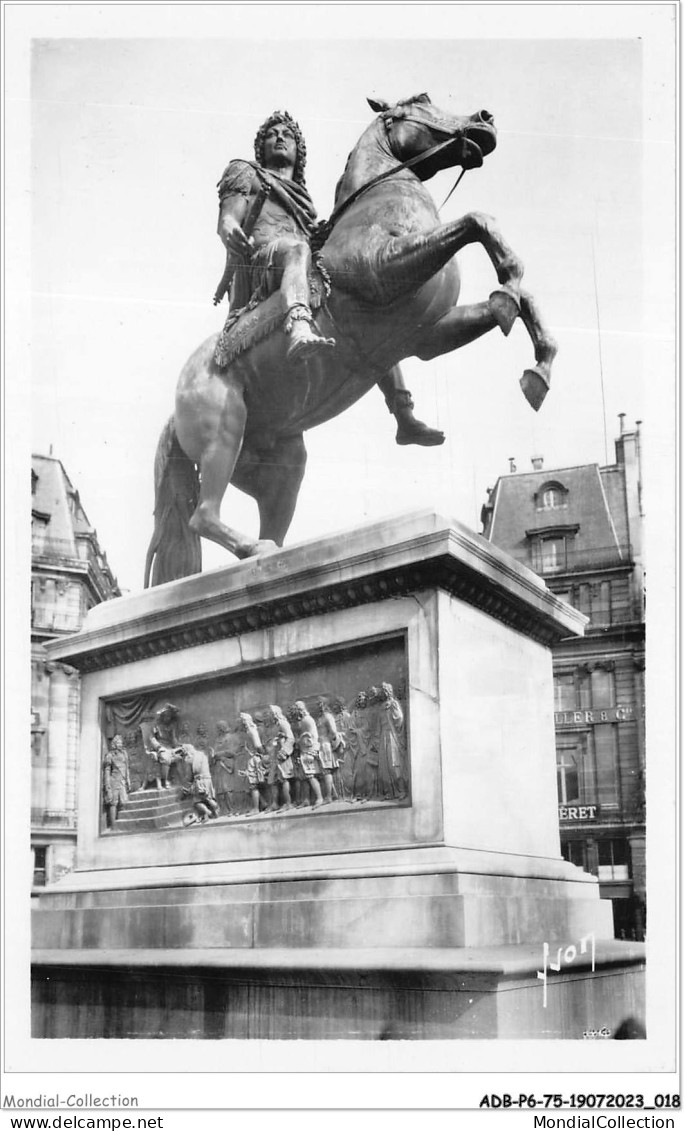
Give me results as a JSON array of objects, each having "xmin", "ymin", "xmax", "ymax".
[{"xmin": 44, "ymin": 510, "xmax": 585, "ymax": 673}]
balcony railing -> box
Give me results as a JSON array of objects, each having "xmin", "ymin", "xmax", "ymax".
[{"xmin": 515, "ymin": 544, "xmax": 634, "ymax": 575}]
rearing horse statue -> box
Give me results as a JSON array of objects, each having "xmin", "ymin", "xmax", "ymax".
[{"xmin": 144, "ymin": 93, "xmax": 556, "ymax": 587}]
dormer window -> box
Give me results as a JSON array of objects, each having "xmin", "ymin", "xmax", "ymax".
[
  {"xmin": 526, "ymin": 523, "xmax": 579, "ymax": 575},
  {"xmin": 535, "ymin": 480, "xmax": 568, "ymax": 512},
  {"xmin": 31, "ymin": 509, "xmax": 51, "ymax": 553},
  {"xmin": 68, "ymin": 489, "xmax": 81, "ymax": 517},
  {"xmin": 533, "ymin": 535, "xmax": 566, "ymax": 573}
]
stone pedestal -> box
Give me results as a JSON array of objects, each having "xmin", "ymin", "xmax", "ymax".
[{"xmin": 32, "ymin": 511, "xmax": 644, "ymax": 1039}]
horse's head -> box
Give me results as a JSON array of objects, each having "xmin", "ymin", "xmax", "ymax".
[{"xmin": 368, "ymin": 92, "xmax": 497, "ymax": 179}]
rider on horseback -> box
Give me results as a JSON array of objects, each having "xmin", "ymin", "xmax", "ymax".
[
  {"xmin": 216, "ymin": 110, "xmax": 444, "ymax": 446},
  {"xmin": 217, "ymin": 110, "xmax": 333, "ymax": 361}
]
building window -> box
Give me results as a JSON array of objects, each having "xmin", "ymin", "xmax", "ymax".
[
  {"xmin": 31, "ymin": 576, "xmax": 81, "ymax": 633},
  {"xmin": 576, "ymin": 583, "xmax": 592, "ymax": 618},
  {"xmin": 555, "ymin": 666, "xmax": 617, "ymax": 714},
  {"xmin": 591, "ymin": 668, "xmax": 615, "ymax": 709},
  {"xmin": 597, "ymin": 838, "xmax": 630, "ymax": 881},
  {"xmin": 571, "ymin": 665, "xmax": 615, "ymax": 710},
  {"xmin": 594, "ymin": 724, "xmax": 620, "ymax": 808},
  {"xmin": 592, "ymin": 581, "xmax": 612, "ymax": 625},
  {"xmin": 561, "ymin": 840, "xmax": 588, "ymax": 870},
  {"xmin": 532, "ymin": 535, "xmax": 567, "ymax": 573},
  {"xmin": 535, "ymin": 481, "xmax": 568, "ymax": 511},
  {"xmin": 33, "ymin": 846, "xmax": 47, "ymax": 887},
  {"xmin": 557, "ymin": 751, "xmax": 580, "ymax": 804},
  {"xmin": 31, "ymin": 727, "xmax": 44, "ymax": 759},
  {"xmin": 527, "ymin": 524, "xmax": 578, "ymax": 575},
  {"xmin": 575, "ymin": 581, "xmax": 613, "ymax": 626},
  {"xmin": 68, "ymin": 490, "xmax": 81, "ymax": 518},
  {"xmin": 556, "ymin": 736, "xmax": 589, "ymax": 803},
  {"xmin": 577, "ymin": 668, "xmax": 592, "ymax": 710},
  {"xmin": 31, "ymin": 513, "xmax": 50, "ymax": 553},
  {"xmin": 554, "ymin": 673, "xmax": 576, "ymax": 711},
  {"xmin": 32, "ymin": 577, "xmax": 60, "ymax": 629}
]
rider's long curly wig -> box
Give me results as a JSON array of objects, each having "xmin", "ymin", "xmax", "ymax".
[{"xmin": 254, "ymin": 110, "xmax": 307, "ymax": 185}]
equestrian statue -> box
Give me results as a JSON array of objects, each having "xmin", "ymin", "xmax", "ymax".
[{"xmin": 144, "ymin": 93, "xmax": 557, "ymax": 587}]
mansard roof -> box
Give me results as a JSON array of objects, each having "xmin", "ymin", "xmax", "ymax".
[
  {"xmin": 31, "ymin": 453, "xmax": 120, "ymax": 596},
  {"xmin": 486, "ymin": 462, "xmax": 629, "ymax": 571}
]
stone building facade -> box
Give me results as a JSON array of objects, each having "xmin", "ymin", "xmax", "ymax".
[
  {"xmin": 480, "ymin": 421, "xmax": 645, "ymax": 939},
  {"xmin": 31, "ymin": 454, "xmax": 120, "ymax": 888}
]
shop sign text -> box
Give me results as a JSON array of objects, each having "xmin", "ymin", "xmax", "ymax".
[
  {"xmin": 558, "ymin": 804, "xmax": 598, "ymax": 821},
  {"xmin": 555, "ymin": 705, "xmax": 633, "ymax": 728}
]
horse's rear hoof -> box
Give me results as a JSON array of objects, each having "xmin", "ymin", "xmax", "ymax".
[
  {"xmin": 520, "ymin": 367, "xmax": 550, "ymax": 412},
  {"xmin": 489, "ymin": 287, "xmax": 520, "ymax": 336},
  {"xmin": 235, "ymin": 538, "xmax": 279, "ymax": 560}
]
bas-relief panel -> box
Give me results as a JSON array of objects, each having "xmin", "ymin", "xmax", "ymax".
[{"xmin": 99, "ymin": 635, "xmax": 410, "ymax": 835}]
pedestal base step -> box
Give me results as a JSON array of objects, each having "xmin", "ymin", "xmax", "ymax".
[{"xmin": 32, "ymin": 942, "xmax": 645, "ymax": 1040}]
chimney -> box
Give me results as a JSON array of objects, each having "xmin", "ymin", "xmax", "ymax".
[
  {"xmin": 619, "ymin": 412, "xmax": 626, "ymax": 435},
  {"xmin": 531, "ymin": 455, "xmax": 544, "ymax": 471},
  {"xmin": 508, "ymin": 457, "xmax": 517, "ymax": 473}
]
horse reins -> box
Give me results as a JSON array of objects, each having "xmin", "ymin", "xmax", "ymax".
[
  {"xmin": 439, "ymin": 166, "xmax": 468, "ymax": 210},
  {"xmin": 322, "ymin": 117, "xmax": 472, "ymax": 235},
  {"xmin": 388, "ymin": 109, "xmax": 478, "ymax": 210}
]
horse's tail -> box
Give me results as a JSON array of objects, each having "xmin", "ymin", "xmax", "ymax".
[{"xmin": 143, "ymin": 416, "xmax": 202, "ymax": 588}]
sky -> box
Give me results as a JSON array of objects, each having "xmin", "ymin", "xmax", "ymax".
[{"xmin": 14, "ymin": 7, "xmax": 674, "ymax": 595}]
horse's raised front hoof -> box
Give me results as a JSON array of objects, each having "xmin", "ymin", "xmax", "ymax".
[
  {"xmin": 520, "ymin": 367, "xmax": 550, "ymax": 412},
  {"xmin": 489, "ymin": 287, "xmax": 520, "ymax": 336}
]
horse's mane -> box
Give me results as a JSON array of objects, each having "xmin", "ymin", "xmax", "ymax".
[
  {"xmin": 332, "ymin": 115, "xmax": 384, "ymax": 208},
  {"xmin": 333, "ymin": 161, "xmax": 352, "ymax": 208},
  {"xmin": 333, "ymin": 95, "xmax": 432, "ymax": 205}
]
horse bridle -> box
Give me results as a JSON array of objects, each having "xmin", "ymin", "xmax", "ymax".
[
  {"xmin": 383, "ymin": 108, "xmax": 485, "ymax": 208},
  {"xmin": 384, "ymin": 106, "xmax": 471, "ymax": 140},
  {"xmin": 323, "ymin": 111, "xmax": 474, "ymax": 233}
]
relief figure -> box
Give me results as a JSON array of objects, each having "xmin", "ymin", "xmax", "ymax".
[
  {"xmin": 261, "ymin": 705, "xmax": 296, "ymax": 811},
  {"xmin": 211, "ymin": 719, "xmax": 239, "ymax": 815},
  {"xmin": 315, "ymin": 696, "xmax": 346, "ymax": 803},
  {"xmin": 102, "ymin": 734, "xmax": 131, "ymax": 829},
  {"xmin": 288, "ymin": 700, "xmax": 324, "ymax": 809},
  {"xmin": 348, "ymin": 692, "xmax": 377, "ymax": 802},
  {"xmin": 331, "ymin": 698, "xmax": 355, "ymax": 799},
  {"xmin": 145, "ymin": 703, "xmax": 182, "ymax": 789},
  {"xmin": 376, "ymin": 682, "xmax": 408, "ymax": 800},
  {"xmin": 180, "ymin": 742, "xmax": 220, "ymax": 826},
  {"xmin": 237, "ymin": 712, "xmax": 267, "ymax": 814}
]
